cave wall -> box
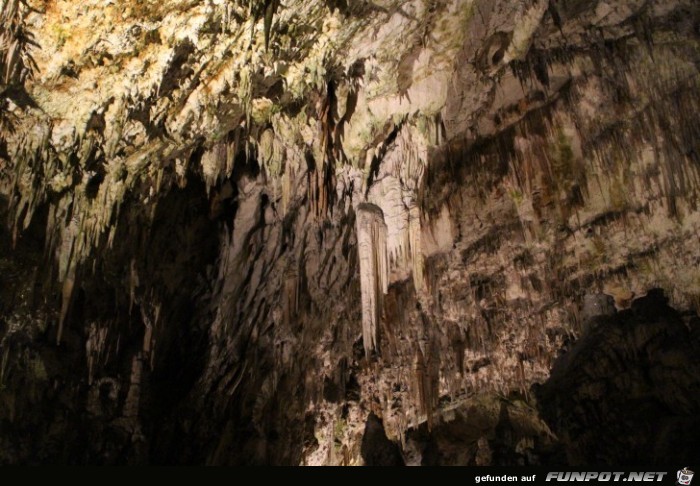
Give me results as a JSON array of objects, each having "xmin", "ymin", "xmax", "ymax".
[
  {"xmin": 1, "ymin": 0, "xmax": 700, "ymax": 465},
  {"xmin": 538, "ymin": 289, "xmax": 700, "ymax": 465}
]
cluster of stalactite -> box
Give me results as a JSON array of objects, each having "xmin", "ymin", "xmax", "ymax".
[
  {"xmin": 1, "ymin": 0, "xmax": 700, "ymax": 466},
  {"xmin": 308, "ymin": 82, "xmax": 340, "ymax": 220},
  {"xmin": 347, "ymin": 5, "xmax": 700, "ymax": 447},
  {"xmin": 0, "ymin": 0, "xmax": 37, "ymax": 132}
]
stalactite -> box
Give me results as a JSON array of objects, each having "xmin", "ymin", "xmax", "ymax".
[
  {"xmin": 129, "ymin": 258, "xmax": 139, "ymax": 314},
  {"xmin": 413, "ymin": 345, "xmax": 436, "ymax": 430},
  {"xmin": 85, "ymin": 322, "xmax": 108, "ymax": 385},
  {"xmin": 356, "ymin": 203, "xmax": 388, "ymax": 358},
  {"xmin": 56, "ymin": 267, "xmax": 75, "ymax": 345},
  {"xmin": 0, "ymin": 0, "xmax": 37, "ymax": 132},
  {"xmin": 150, "ymin": 303, "xmax": 160, "ymax": 370},
  {"xmin": 283, "ymin": 271, "xmax": 299, "ymax": 327},
  {"xmin": 123, "ymin": 354, "xmax": 143, "ymax": 419},
  {"xmin": 140, "ymin": 300, "xmax": 159, "ymax": 370},
  {"xmin": 408, "ymin": 204, "xmax": 424, "ymax": 293},
  {"xmin": 308, "ymin": 82, "xmax": 338, "ymax": 220},
  {"xmin": 307, "ymin": 160, "xmax": 334, "ymax": 219},
  {"xmin": 56, "ymin": 211, "xmax": 80, "ymax": 345},
  {"xmin": 281, "ymin": 168, "xmax": 291, "ymax": 216},
  {"xmin": 201, "ymin": 143, "xmax": 228, "ymax": 194}
]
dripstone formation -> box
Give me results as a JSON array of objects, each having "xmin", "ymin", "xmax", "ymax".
[{"xmin": 1, "ymin": 0, "xmax": 699, "ymax": 465}]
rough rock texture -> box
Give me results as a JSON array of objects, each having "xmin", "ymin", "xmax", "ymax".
[
  {"xmin": 1, "ymin": 0, "xmax": 700, "ymax": 465},
  {"xmin": 538, "ymin": 289, "xmax": 700, "ymax": 465}
]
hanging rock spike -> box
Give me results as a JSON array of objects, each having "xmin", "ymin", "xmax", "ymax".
[{"xmin": 356, "ymin": 202, "xmax": 388, "ymax": 359}]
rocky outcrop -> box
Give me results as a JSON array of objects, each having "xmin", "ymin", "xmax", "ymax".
[
  {"xmin": 538, "ymin": 289, "xmax": 700, "ymax": 465},
  {"xmin": 1, "ymin": 0, "xmax": 700, "ymax": 465}
]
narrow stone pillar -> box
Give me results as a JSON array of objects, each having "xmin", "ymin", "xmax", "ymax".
[{"xmin": 356, "ymin": 203, "xmax": 388, "ymax": 358}]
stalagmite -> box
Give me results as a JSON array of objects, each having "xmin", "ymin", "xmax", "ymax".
[{"xmin": 356, "ymin": 203, "xmax": 388, "ymax": 358}]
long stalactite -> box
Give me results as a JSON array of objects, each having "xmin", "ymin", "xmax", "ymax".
[{"xmin": 356, "ymin": 202, "xmax": 388, "ymax": 359}]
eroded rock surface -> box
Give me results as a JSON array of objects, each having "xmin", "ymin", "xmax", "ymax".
[{"xmin": 1, "ymin": 0, "xmax": 700, "ymax": 465}]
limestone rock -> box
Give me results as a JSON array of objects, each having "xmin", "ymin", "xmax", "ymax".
[{"xmin": 1, "ymin": 0, "xmax": 700, "ymax": 466}]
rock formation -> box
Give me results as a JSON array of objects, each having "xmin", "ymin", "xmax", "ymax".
[
  {"xmin": 1, "ymin": 0, "xmax": 700, "ymax": 465},
  {"xmin": 356, "ymin": 203, "xmax": 388, "ymax": 358}
]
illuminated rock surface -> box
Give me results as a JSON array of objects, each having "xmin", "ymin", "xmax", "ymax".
[{"xmin": 1, "ymin": 0, "xmax": 699, "ymax": 465}]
